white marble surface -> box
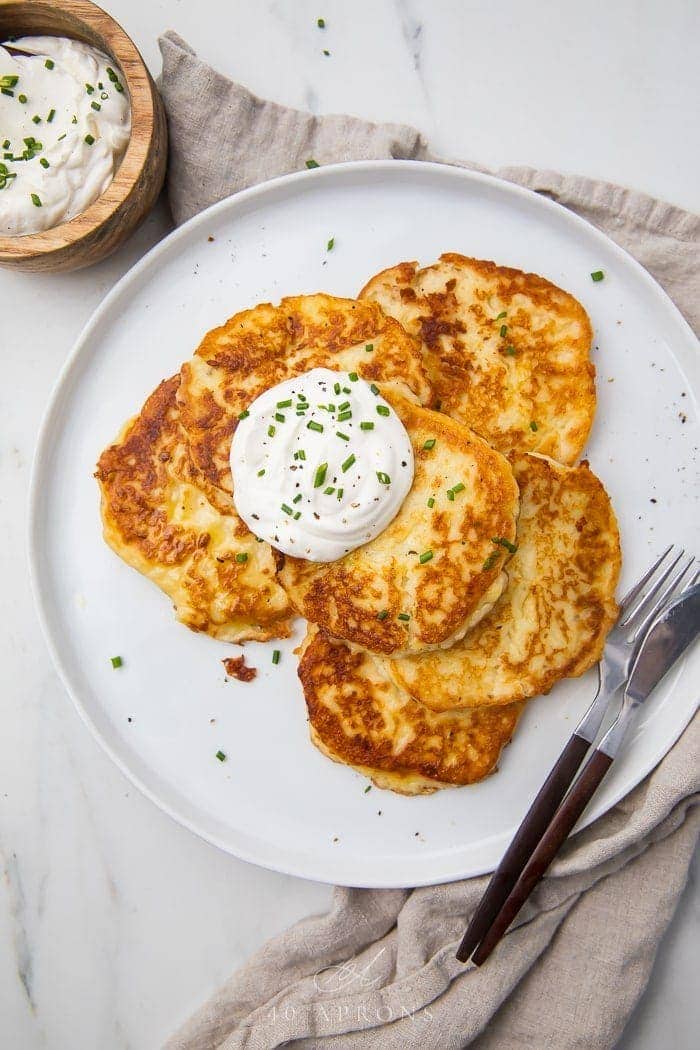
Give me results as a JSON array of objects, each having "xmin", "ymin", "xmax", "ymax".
[{"xmin": 1, "ymin": 1, "xmax": 697, "ymax": 1047}]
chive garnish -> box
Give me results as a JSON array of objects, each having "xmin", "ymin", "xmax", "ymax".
[
  {"xmin": 235, "ymin": 552, "xmax": 248, "ymax": 563},
  {"xmin": 257, "ymin": 468, "xmax": 265, "ymax": 476},
  {"xmin": 499, "ymin": 324, "xmax": 508, "ymax": 338},
  {"xmin": 376, "ymin": 471, "xmax": 390, "ymax": 485},
  {"xmin": 32, "ymin": 115, "xmax": 41, "ymax": 124},
  {"xmin": 341, "ymin": 454, "xmax": 356, "ymax": 472},
  {"xmin": 307, "ymin": 420, "xmax": 323, "ymax": 433},
  {"xmin": 336, "ymin": 431, "xmax": 350, "ymax": 441},
  {"xmin": 495, "ymin": 310, "xmax": 507, "ymax": 320},
  {"xmin": 492, "ymin": 536, "xmax": 518, "ymax": 554},
  {"xmin": 377, "ymin": 610, "xmax": 389, "ymax": 621},
  {"xmin": 338, "ymin": 400, "xmax": 350, "ymax": 411},
  {"xmin": 317, "ymin": 17, "xmax": 326, "ymax": 27},
  {"xmin": 419, "ymin": 550, "xmax": 434, "ymax": 564},
  {"xmin": 293, "ymin": 493, "xmax": 302, "ymax": 503},
  {"xmin": 277, "ymin": 398, "xmax": 292, "ymax": 408},
  {"xmin": 58, "ymin": 133, "xmax": 66, "ymax": 141},
  {"xmin": 281, "ymin": 503, "xmax": 294, "ymax": 515},
  {"xmin": 530, "ymin": 420, "xmax": 538, "ymax": 432},
  {"xmin": 294, "ymin": 449, "xmax": 306, "ymax": 461},
  {"xmin": 505, "ymin": 346, "xmax": 516, "ymax": 356},
  {"xmin": 365, "ymin": 343, "xmax": 374, "ymax": 352},
  {"xmin": 591, "ymin": 270, "xmax": 605, "ymax": 282},
  {"xmin": 305, "ymin": 158, "xmax": 319, "ymax": 169},
  {"xmin": 1, "ymin": 88, "xmax": 14, "ymax": 97},
  {"xmin": 397, "ymin": 612, "xmax": 410, "ymax": 622},
  {"xmin": 452, "ymin": 482, "xmax": 465, "ymax": 494},
  {"xmin": 45, "ymin": 58, "xmax": 54, "ymax": 70},
  {"xmin": 91, "ymin": 101, "xmax": 101, "ymax": 111},
  {"xmin": 267, "ymin": 425, "xmax": 276, "ymax": 437},
  {"xmin": 274, "ymin": 412, "xmax": 286, "ymax": 422},
  {"xmin": 314, "ymin": 462, "xmax": 328, "ymax": 487},
  {"xmin": 427, "ymin": 497, "xmax": 435, "ymax": 508},
  {"xmin": 216, "ymin": 750, "xmax": 226, "ymax": 762},
  {"xmin": 238, "ymin": 409, "xmax": 250, "ymax": 419},
  {"xmin": 423, "ymin": 438, "xmax": 436, "ymax": 450},
  {"xmin": 293, "ymin": 511, "xmax": 301, "ymax": 519},
  {"xmin": 39, "ymin": 157, "xmax": 49, "ymax": 168},
  {"xmin": 17, "ymin": 93, "xmax": 27, "ymax": 103},
  {"xmin": 85, "ymin": 82, "xmax": 94, "ymax": 94},
  {"xmin": 0, "ymin": 75, "xmax": 18, "ymax": 89},
  {"xmin": 323, "ymin": 48, "xmax": 330, "ymax": 56},
  {"xmin": 360, "ymin": 421, "xmax": 374, "ymax": 430},
  {"xmin": 47, "ymin": 108, "xmax": 55, "ymax": 123},
  {"xmin": 327, "ymin": 237, "xmax": 334, "ymax": 251},
  {"xmin": 110, "ymin": 655, "xmax": 122, "ymax": 668},
  {"xmin": 333, "ymin": 381, "xmax": 341, "ymax": 394},
  {"xmin": 370, "ymin": 383, "xmax": 380, "ymax": 395},
  {"xmin": 348, "ymin": 372, "xmax": 358, "ymax": 381},
  {"xmin": 364, "ymin": 785, "xmax": 372, "ymax": 793},
  {"xmin": 272, "ymin": 650, "xmax": 281, "ymax": 665},
  {"xmin": 2, "ymin": 140, "xmax": 8, "ymax": 149},
  {"xmin": 336, "ymin": 487, "xmax": 343, "ymax": 499},
  {"xmin": 84, "ymin": 133, "xmax": 95, "ymax": 145},
  {"xmin": 376, "ymin": 405, "xmax": 390, "ymax": 416},
  {"xmin": 30, "ymin": 193, "xmax": 41, "ymax": 207},
  {"xmin": 483, "ymin": 552, "xmax": 500, "ymax": 571},
  {"xmin": 337, "ymin": 410, "xmax": 352, "ymax": 422},
  {"xmin": 324, "ymin": 486, "xmax": 335, "ymax": 495}
]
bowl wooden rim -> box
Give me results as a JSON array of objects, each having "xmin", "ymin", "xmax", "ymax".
[{"xmin": 0, "ymin": 0, "xmax": 165, "ymax": 265}]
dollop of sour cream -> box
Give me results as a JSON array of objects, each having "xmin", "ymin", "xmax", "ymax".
[
  {"xmin": 231, "ymin": 368, "xmax": 415, "ymax": 562},
  {"xmin": 0, "ymin": 36, "xmax": 131, "ymax": 235}
]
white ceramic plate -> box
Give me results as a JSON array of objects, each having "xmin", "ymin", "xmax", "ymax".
[{"xmin": 30, "ymin": 162, "xmax": 699, "ymax": 888}]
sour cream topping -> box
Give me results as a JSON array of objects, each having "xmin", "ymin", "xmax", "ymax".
[
  {"xmin": 0, "ymin": 36, "xmax": 130, "ymax": 236},
  {"xmin": 230, "ymin": 368, "xmax": 415, "ymax": 562}
]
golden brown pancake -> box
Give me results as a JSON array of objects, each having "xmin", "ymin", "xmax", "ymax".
[
  {"xmin": 360, "ymin": 254, "xmax": 595, "ymax": 465},
  {"xmin": 388, "ymin": 453, "xmax": 620, "ymax": 710},
  {"xmin": 299, "ymin": 626, "xmax": 524, "ymax": 794},
  {"xmin": 280, "ymin": 395, "xmax": 520, "ymax": 656},
  {"xmin": 177, "ymin": 294, "xmax": 434, "ymax": 514},
  {"xmin": 96, "ymin": 377, "xmax": 292, "ymax": 643}
]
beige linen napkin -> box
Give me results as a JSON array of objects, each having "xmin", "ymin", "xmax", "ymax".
[{"xmin": 158, "ymin": 31, "xmax": 700, "ymax": 1050}]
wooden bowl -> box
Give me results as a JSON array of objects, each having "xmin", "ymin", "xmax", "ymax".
[{"xmin": 0, "ymin": 0, "xmax": 167, "ymax": 272}]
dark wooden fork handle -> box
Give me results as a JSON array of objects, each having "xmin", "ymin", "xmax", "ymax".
[
  {"xmin": 456, "ymin": 732, "xmax": 591, "ymax": 962},
  {"xmin": 471, "ymin": 748, "xmax": 614, "ymax": 965}
]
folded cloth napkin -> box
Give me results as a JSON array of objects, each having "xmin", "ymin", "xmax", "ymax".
[{"xmin": 158, "ymin": 31, "xmax": 700, "ymax": 1050}]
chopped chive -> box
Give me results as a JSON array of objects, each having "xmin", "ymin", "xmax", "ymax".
[
  {"xmin": 317, "ymin": 17, "xmax": 326, "ymax": 27},
  {"xmin": 257, "ymin": 468, "xmax": 265, "ymax": 477},
  {"xmin": 326, "ymin": 237, "xmax": 334, "ymax": 251},
  {"xmin": 294, "ymin": 449, "xmax": 307, "ymax": 461},
  {"xmin": 342, "ymin": 386, "xmax": 351, "ymax": 394},
  {"xmin": 307, "ymin": 420, "xmax": 324, "ymax": 433},
  {"xmin": 293, "ymin": 511, "xmax": 301, "ymax": 520},
  {"xmin": 423, "ymin": 438, "xmax": 436, "ymax": 450},
  {"xmin": 341, "ymin": 453, "xmax": 356, "ymax": 473},
  {"xmin": 272, "ymin": 650, "xmax": 281, "ymax": 665},
  {"xmin": 100, "ymin": 91, "xmax": 108, "ymax": 100},
  {"xmin": 591, "ymin": 270, "xmax": 605, "ymax": 282},
  {"xmin": 1, "ymin": 89, "xmax": 14, "ymax": 98},
  {"xmin": 323, "ymin": 49, "xmax": 330, "ymax": 56},
  {"xmin": 17, "ymin": 93, "xmax": 26, "ymax": 103},
  {"xmin": 376, "ymin": 405, "xmax": 390, "ymax": 417},
  {"xmin": 370, "ymin": 383, "xmax": 380, "ymax": 395},
  {"xmin": 483, "ymin": 552, "xmax": 500, "ymax": 571},
  {"xmin": 39, "ymin": 157, "xmax": 49, "ymax": 168},
  {"xmin": 324, "ymin": 486, "xmax": 335, "ymax": 495},
  {"xmin": 427, "ymin": 497, "xmax": 435, "ymax": 508},
  {"xmin": 106, "ymin": 67, "xmax": 116, "ymax": 79},
  {"xmin": 293, "ymin": 493, "xmax": 303, "ymax": 504},
  {"xmin": 333, "ymin": 381, "xmax": 341, "ymax": 395},
  {"xmin": 505, "ymin": 346, "xmax": 516, "ymax": 356},
  {"xmin": 84, "ymin": 133, "xmax": 95, "ymax": 145},
  {"xmin": 495, "ymin": 310, "xmax": 507, "ymax": 320},
  {"xmin": 32, "ymin": 115, "xmax": 41, "ymax": 124},
  {"xmin": 47, "ymin": 108, "xmax": 55, "ymax": 122},
  {"xmin": 492, "ymin": 536, "xmax": 518, "ymax": 554},
  {"xmin": 397, "ymin": 612, "xmax": 410, "ymax": 622},
  {"xmin": 337, "ymin": 410, "xmax": 352, "ymax": 422},
  {"xmin": 114, "ymin": 81, "xmax": 124, "ymax": 93},
  {"xmin": 338, "ymin": 401, "xmax": 350, "ymax": 411},
  {"xmin": 110, "ymin": 655, "xmax": 122, "ymax": 668},
  {"xmin": 452, "ymin": 482, "xmax": 465, "ymax": 494},
  {"xmin": 2, "ymin": 139, "xmax": 8, "ymax": 149},
  {"xmin": 530, "ymin": 420, "xmax": 538, "ymax": 432},
  {"xmin": 364, "ymin": 785, "xmax": 372, "ymax": 793},
  {"xmin": 277, "ymin": 398, "xmax": 292, "ymax": 408},
  {"xmin": 376, "ymin": 471, "xmax": 391, "ymax": 485},
  {"xmin": 360, "ymin": 421, "xmax": 374, "ymax": 430},
  {"xmin": 365, "ymin": 343, "xmax": 374, "ymax": 352},
  {"xmin": 336, "ymin": 431, "xmax": 350, "ymax": 441},
  {"xmin": 447, "ymin": 489, "xmax": 455, "ymax": 501},
  {"xmin": 235, "ymin": 552, "xmax": 248, "ymax": 563},
  {"xmin": 91, "ymin": 100, "xmax": 101, "ymax": 111},
  {"xmin": 348, "ymin": 372, "xmax": 358, "ymax": 381},
  {"xmin": 215, "ymin": 750, "xmax": 226, "ymax": 762},
  {"xmin": 0, "ymin": 75, "xmax": 18, "ymax": 88},
  {"xmin": 377, "ymin": 609, "xmax": 389, "ymax": 621},
  {"xmin": 71, "ymin": 115, "xmax": 77, "ymax": 124},
  {"xmin": 419, "ymin": 550, "xmax": 434, "ymax": 564},
  {"xmin": 238, "ymin": 409, "xmax": 250, "ymax": 419},
  {"xmin": 499, "ymin": 324, "xmax": 508, "ymax": 338},
  {"xmin": 305, "ymin": 158, "xmax": 319, "ymax": 169},
  {"xmin": 85, "ymin": 82, "xmax": 94, "ymax": 94},
  {"xmin": 314, "ymin": 462, "xmax": 328, "ymax": 488},
  {"xmin": 268, "ymin": 424, "xmax": 276, "ymax": 437},
  {"xmin": 336, "ymin": 487, "xmax": 343, "ymax": 499},
  {"xmin": 45, "ymin": 58, "xmax": 54, "ymax": 70},
  {"xmin": 281, "ymin": 503, "xmax": 294, "ymax": 515},
  {"xmin": 58, "ymin": 133, "xmax": 66, "ymax": 141},
  {"xmin": 274, "ymin": 412, "xmax": 286, "ymax": 422},
  {"xmin": 30, "ymin": 193, "xmax": 41, "ymax": 207}
]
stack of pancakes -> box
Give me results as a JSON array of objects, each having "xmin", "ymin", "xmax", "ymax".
[{"xmin": 96, "ymin": 254, "xmax": 621, "ymax": 794}]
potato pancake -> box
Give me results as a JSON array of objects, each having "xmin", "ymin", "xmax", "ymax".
[
  {"xmin": 177, "ymin": 294, "xmax": 433, "ymax": 514},
  {"xmin": 96, "ymin": 377, "xmax": 292, "ymax": 643},
  {"xmin": 388, "ymin": 454, "xmax": 620, "ymax": 710},
  {"xmin": 280, "ymin": 396, "xmax": 519, "ymax": 656},
  {"xmin": 299, "ymin": 626, "xmax": 524, "ymax": 795},
  {"xmin": 360, "ymin": 253, "xmax": 595, "ymax": 465}
]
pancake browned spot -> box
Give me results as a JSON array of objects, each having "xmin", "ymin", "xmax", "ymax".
[
  {"xmin": 387, "ymin": 453, "xmax": 620, "ymax": 710},
  {"xmin": 96, "ymin": 376, "xmax": 292, "ymax": 643},
  {"xmin": 280, "ymin": 395, "xmax": 520, "ymax": 656},
  {"xmin": 177, "ymin": 294, "xmax": 434, "ymax": 513},
  {"xmin": 360, "ymin": 253, "xmax": 595, "ymax": 465},
  {"xmin": 299, "ymin": 625, "xmax": 524, "ymax": 795}
]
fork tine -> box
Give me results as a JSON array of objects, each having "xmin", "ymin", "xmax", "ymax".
[
  {"xmin": 619, "ymin": 547, "xmax": 684, "ymax": 626},
  {"xmin": 682, "ymin": 569, "xmax": 700, "ymax": 593},
  {"xmin": 618, "ymin": 544, "xmax": 674, "ymax": 616},
  {"xmin": 629, "ymin": 556, "xmax": 695, "ymax": 641}
]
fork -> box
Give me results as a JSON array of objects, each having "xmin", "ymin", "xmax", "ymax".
[{"xmin": 456, "ymin": 544, "xmax": 696, "ymax": 963}]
